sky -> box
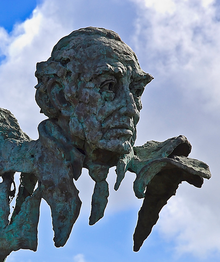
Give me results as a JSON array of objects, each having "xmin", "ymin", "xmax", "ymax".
[{"xmin": 0, "ymin": 0, "xmax": 220, "ymax": 261}]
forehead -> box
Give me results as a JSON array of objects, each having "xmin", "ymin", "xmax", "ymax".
[
  {"xmin": 52, "ymin": 34, "xmax": 148, "ymax": 83},
  {"xmin": 79, "ymin": 38, "xmax": 146, "ymax": 81}
]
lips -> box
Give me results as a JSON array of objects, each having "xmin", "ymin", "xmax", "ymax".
[
  {"xmin": 103, "ymin": 114, "xmax": 134, "ymax": 128},
  {"xmin": 102, "ymin": 128, "xmax": 133, "ymax": 140},
  {"xmin": 102, "ymin": 117, "xmax": 135, "ymax": 140},
  {"xmin": 111, "ymin": 123, "xmax": 134, "ymax": 131}
]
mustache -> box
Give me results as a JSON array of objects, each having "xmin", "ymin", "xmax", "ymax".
[{"xmin": 101, "ymin": 115, "xmax": 135, "ymax": 135}]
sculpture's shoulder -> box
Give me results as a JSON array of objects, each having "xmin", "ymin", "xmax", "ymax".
[{"xmin": 0, "ymin": 108, "xmax": 30, "ymax": 142}]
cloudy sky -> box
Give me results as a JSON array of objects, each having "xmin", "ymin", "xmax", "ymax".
[{"xmin": 1, "ymin": 0, "xmax": 220, "ymax": 261}]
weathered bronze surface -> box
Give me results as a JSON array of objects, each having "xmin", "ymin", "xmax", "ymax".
[{"xmin": 0, "ymin": 27, "xmax": 211, "ymax": 261}]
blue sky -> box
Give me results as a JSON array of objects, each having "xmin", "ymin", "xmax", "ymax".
[
  {"xmin": 1, "ymin": 0, "xmax": 220, "ymax": 261},
  {"xmin": 0, "ymin": 0, "xmax": 46, "ymax": 34}
]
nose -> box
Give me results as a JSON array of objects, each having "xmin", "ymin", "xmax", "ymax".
[
  {"xmin": 119, "ymin": 89, "xmax": 140, "ymax": 125},
  {"xmin": 97, "ymin": 84, "xmax": 140, "ymax": 125}
]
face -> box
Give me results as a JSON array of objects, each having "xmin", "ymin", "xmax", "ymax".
[
  {"xmin": 35, "ymin": 32, "xmax": 152, "ymax": 165},
  {"xmin": 70, "ymin": 58, "xmax": 149, "ymax": 162}
]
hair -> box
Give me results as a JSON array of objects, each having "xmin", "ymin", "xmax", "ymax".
[{"xmin": 35, "ymin": 27, "xmax": 140, "ymax": 118}]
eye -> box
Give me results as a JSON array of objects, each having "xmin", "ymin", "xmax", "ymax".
[
  {"xmin": 130, "ymin": 83, "xmax": 144, "ymax": 98},
  {"xmin": 100, "ymin": 79, "xmax": 116, "ymax": 93},
  {"xmin": 99, "ymin": 79, "xmax": 117, "ymax": 101},
  {"xmin": 134, "ymin": 87, "xmax": 144, "ymax": 97}
]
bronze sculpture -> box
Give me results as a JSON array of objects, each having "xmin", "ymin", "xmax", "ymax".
[{"xmin": 0, "ymin": 27, "xmax": 211, "ymax": 261}]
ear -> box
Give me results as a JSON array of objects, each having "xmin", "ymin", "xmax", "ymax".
[
  {"xmin": 47, "ymin": 78, "xmax": 73, "ymax": 117},
  {"xmin": 35, "ymin": 83, "xmax": 58, "ymax": 118}
]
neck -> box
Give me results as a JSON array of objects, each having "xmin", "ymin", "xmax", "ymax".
[{"xmin": 38, "ymin": 119, "xmax": 85, "ymax": 180}]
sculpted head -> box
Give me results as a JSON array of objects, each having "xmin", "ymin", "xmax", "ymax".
[{"xmin": 35, "ymin": 27, "xmax": 153, "ymax": 165}]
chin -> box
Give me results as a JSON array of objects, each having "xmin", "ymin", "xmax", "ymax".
[
  {"xmin": 89, "ymin": 139, "xmax": 132, "ymax": 167},
  {"xmin": 97, "ymin": 138, "xmax": 133, "ymax": 155}
]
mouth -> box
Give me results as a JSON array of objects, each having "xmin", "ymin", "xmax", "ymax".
[
  {"xmin": 102, "ymin": 124, "xmax": 134, "ymax": 140},
  {"xmin": 102, "ymin": 115, "xmax": 134, "ymax": 131},
  {"xmin": 111, "ymin": 123, "xmax": 134, "ymax": 131}
]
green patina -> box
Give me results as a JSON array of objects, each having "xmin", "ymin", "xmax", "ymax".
[{"xmin": 0, "ymin": 27, "xmax": 211, "ymax": 261}]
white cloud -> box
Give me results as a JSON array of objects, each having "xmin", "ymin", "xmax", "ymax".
[
  {"xmin": 130, "ymin": 0, "xmax": 220, "ymax": 257},
  {"xmin": 0, "ymin": 27, "xmax": 9, "ymax": 56},
  {"xmin": 134, "ymin": 0, "xmax": 176, "ymax": 14},
  {"xmin": 201, "ymin": 0, "xmax": 215, "ymax": 8},
  {"xmin": 132, "ymin": 0, "xmax": 215, "ymax": 12},
  {"xmin": 73, "ymin": 254, "xmax": 86, "ymax": 262},
  {"xmin": 0, "ymin": 0, "xmax": 145, "ymax": 217},
  {"xmin": 1, "ymin": 0, "xmax": 220, "ymax": 259},
  {"xmin": 158, "ymin": 192, "xmax": 220, "ymax": 258},
  {"xmin": 131, "ymin": 0, "xmax": 220, "ymax": 104},
  {"xmin": 0, "ymin": 0, "xmax": 75, "ymax": 138}
]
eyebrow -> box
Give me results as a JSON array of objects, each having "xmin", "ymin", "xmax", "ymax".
[
  {"xmin": 94, "ymin": 62, "xmax": 126, "ymax": 77},
  {"xmin": 92, "ymin": 63, "xmax": 152, "ymax": 87},
  {"xmin": 132, "ymin": 71, "xmax": 153, "ymax": 87}
]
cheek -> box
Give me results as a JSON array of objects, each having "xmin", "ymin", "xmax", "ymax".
[
  {"xmin": 78, "ymin": 88, "xmax": 103, "ymax": 113},
  {"xmin": 135, "ymin": 97, "xmax": 142, "ymax": 111},
  {"xmin": 69, "ymin": 116, "xmax": 85, "ymax": 141},
  {"xmin": 88, "ymin": 91, "xmax": 103, "ymax": 111},
  {"xmin": 75, "ymin": 103, "xmax": 91, "ymax": 122},
  {"xmin": 101, "ymin": 91, "xmax": 115, "ymax": 101},
  {"xmin": 74, "ymin": 88, "xmax": 104, "ymax": 144},
  {"xmin": 75, "ymin": 88, "xmax": 103, "ymax": 121},
  {"xmin": 83, "ymin": 115, "xmax": 103, "ymax": 144}
]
